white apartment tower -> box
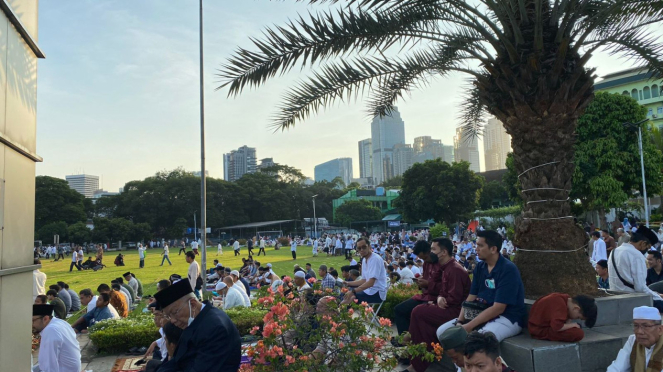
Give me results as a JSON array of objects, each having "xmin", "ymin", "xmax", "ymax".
[
  {"xmin": 371, "ymin": 108, "xmax": 406, "ymax": 184},
  {"xmin": 483, "ymin": 117, "xmax": 512, "ymax": 171},
  {"xmin": 66, "ymin": 174, "xmax": 100, "ymax": 198},
  {"xmin": 224, "ymin": 145, "xmax": 258, "ymax": 182},
  {"xmin": 453, "ymin": 127, "xmax": 481, "ymax": 173},
  {"xmin": 358, "ymin": 138, "xmax": 373, "ymax": 180},
  {"xmin": 393, "ymin": 143, "xmax": 414, "ymax": 176}
]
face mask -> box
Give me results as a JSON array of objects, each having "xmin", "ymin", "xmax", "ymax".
[
  {"xmin": 430, "ymin": 253, "xmax": 439, "ymax": 263},
  {"xmin": 187, "ymin": 301, "xmax": 195, "ymax": 326}
]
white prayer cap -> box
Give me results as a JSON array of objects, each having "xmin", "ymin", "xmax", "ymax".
[
  {"xmin": 633, "ymin": 306, "xmax": 661, "ymax": 321},
  {"xmin": 230, "ymin": 270, "xmax": 240, "ymax": 277},
  {"xmin": 294, "ymin": 271, "xmax": 306, "ymax": 279},
  {"xmin": 216, "ymin": 282, "xmax": 227, "ymax": 290},
  {"xmin": 267, "ymin": 263, "xmax": 273, "ymax": 268}
]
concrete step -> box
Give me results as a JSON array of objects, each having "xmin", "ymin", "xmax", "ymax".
[{"xmin": 501, "ymin": 324, "xmax": 633, "ymax": 372}]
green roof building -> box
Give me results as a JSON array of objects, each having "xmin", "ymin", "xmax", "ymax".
[
  {"xmin": 332, "ymin": 188, "xmax": 400, "ymax": 221},
  {"xmin": 594, "ymin": 68, "xmax": 663, "ymax": 127}
]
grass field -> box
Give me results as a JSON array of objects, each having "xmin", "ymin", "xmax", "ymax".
[{"xmin": 41, "ymin": 245, "xmax": 351, "ymax": 296}]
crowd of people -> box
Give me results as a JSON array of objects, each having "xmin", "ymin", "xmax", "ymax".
[{"xmin": 30, "ymin": 219, "xmax": 663, "ymax": 372}]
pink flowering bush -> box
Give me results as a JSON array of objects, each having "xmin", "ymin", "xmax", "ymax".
[{"xmin": 241, "ymin": 280, "xmax": 440, "ymax": 371}]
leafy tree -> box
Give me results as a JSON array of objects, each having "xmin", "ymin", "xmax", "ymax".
[
  {"xmin": 343, "ymin": 182, "xmax": 362, "ymax": 193},
  {"xmin": 218, "ymin": 0, "xmax": 663, "ymax": 296},
  {"xmin": 335, "ymin": 199, "xmax": 383, "ymax": 227},
  {"xmin": 429, "ymin": 223, "xmax": 450, "ymax": 238},
  {"xmin": 378, "ymin": 176, "xmax": 403, "ymax": 188},
  {"xmin": 131, "ymin": 223, "xmax": 153, "ymax": 243},
  {"xmin": 168, "ymin": 218, "xmax": 188, "ymax": 240},
  {"xmin": 479, "ymin": 181, "xmax": 510, "ymax": 210},
  {"xmin": 92, "ymin": 218, "xmax": 133, "ymax": 243},
  {"xmin": 396, "ymin": 160, "xmax": 483, "ymax": 225},
  {"xmin": 37, "ymin": 221, "xmax": 68, "ymax": 244},
  {"xmin": 67, "ymin": 222, "xmax": 91, "ymax": 245},
  {"xmin": 35, "ymin": 176, "xmax": 87, "ymax": 232},
  {"xmin": 258, "ymin": 163, "xmax": 306, "ymax": 184},
  {"xmin": 572, "ymin": 92, "xmax": 663, "ymax": 228},
  {"xmin": 502, "ymin": 153, "xmax": 522, "ymax": 205}
]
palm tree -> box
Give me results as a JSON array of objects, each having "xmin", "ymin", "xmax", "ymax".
[{"xmin": 218, "ymin": 0, "xmax": 663, "ymax": 296}]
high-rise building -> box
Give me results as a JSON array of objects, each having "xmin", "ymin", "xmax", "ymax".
[
  {"xmin": 223, "ymin": 145, "xmax": 257, "ymax": 182},
  {"xmin": 442, "ymin": 145, "xmax": 454, "ymax": 163},
  {"xmin": 393, "ymin": 143, "xmax": 414, "ymax": 176},
  {"xmin": 314, "ymin": 158, "xmax": 353, "ymax": 185},
  {"xmin": 483, "ymin": 117, "xmax": 512, "ymax": 171},
  {"xmin": 454, "ymin": 127, "xmax": 481, "ymax": 173},
  {"xmin": 258, "ymin": 158, "xmax": 275, "ymax": 169},
  {"xmin": 66, "ymin": 174, "xmax": 100, "ymax": 198},
  {"xmin": 192, "ymin": 170, "xmax": 209, "ymax": 177},
  {"xmin": 371, "ymin": 108, "xmax": 406, "ymax": 184},
  {"xmin": 358, "ymin": 138, "xmax": 373, "ymax": 180},
  {"xmin": 412, "ymin": 136, "xmax": 455, "ymax": 164}
]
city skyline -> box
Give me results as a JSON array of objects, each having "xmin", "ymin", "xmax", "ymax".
[{"xmin": 34, "ymin": 1, "xmax": 657, "ymax": 190}]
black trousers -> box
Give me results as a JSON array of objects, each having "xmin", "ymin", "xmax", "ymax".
[
  {"xmin": 258, "ymin": 248, "xmax": 266, "ymax": 256},
  {"xmin": 69, "ymin": 261, "xmax": 81, "ymax": 271},
  {"xmin": 248, "ymin": 247, "xmax": 254, "ymax": 256},
  {"xmin": 345, "ymin": 249, "xmax": 352, "ymax": 259},
  {"xmin": 139, "ymin": 259, "xmax": 144, "ymax": 268},
  {"xmin": 292, "ymin": 251, "xmax": 297, "ymax": 259},
  {"xmin": 394, "ymin": 298, "xmax": 427, "ymax": 335},
  {"xmin": 234, "ymin": 249, "xmax": 240, "ymax": 256},
  {"xmin": 179, "ymin": 248, "xmax": 186, "ymax": 255}
]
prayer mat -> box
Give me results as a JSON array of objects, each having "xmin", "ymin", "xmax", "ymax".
[{"xmin": 111, "ymin": 357, "xmax": 144, "ymax": 372}]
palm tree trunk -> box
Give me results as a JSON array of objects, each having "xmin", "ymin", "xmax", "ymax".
[{"xmin": 507, "ymin": 114, "xmax": 597, "ymax": 297}]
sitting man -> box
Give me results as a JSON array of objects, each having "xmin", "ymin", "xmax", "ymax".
[
  {"xmin": 71, "ymin": 292, "xmax": 114, "ymax": 333},
  {"xmin": 393, "ymin": 240, "xmax": 444, "ymax": 345},
  {"xmin": 79, "ymin": 288, "xmax": 119, "ymax": 319},
  {"xmin": 123, "ymin": 271, "xmax": 140, "ymax": 297},
  {"xmin": 80, "ymin": 256, "xmax": 95, "ymax": 270},
  {"xmin": 527, "ymin": 293, "xmax": 597, "ymax": 342},
  {"xmin": 45, "ymin": 289, "xmax": 67, "ymax": 320},
  {"xmin": 463, "ymin": 331, "xmax": 514, "ymax": 372},
  {"xmin": 294, "ymin": 271, "xmax": 310, "ymax": 293},
  {"xmin": 608, "ymin": 306, "xmax": 663, "ymax": 371},
  {"xmin": 608, "ymin": 225, "xmax": 663, "ymax": 311},
  {"xmin": 647, "ymin": 250, "xmax": 663, "ymax": 286},
  {"xmin": 114, "ymin": 253, "xmax": 125, "ymax": 266},
  {"xmin": 97, "ymin": 283, "xmax": 128, "ymax": 318},
  {"xmin": 154, "ymin": 278, "xmax": 241, "ymax": 371},
  {"xmin": 406, "ymin": 237, "xmax": 471, "ymax": 372},
  {"xmin": 318, "ymin": 265, "xmax": 336, "ymax": 291},
  {"xmin": 596, "ymin": 259, "xmax": 610, "ymax": 289},
  {"xmin": 437, "ymin": 230, "xmax": 526, "ymax": 342},
  {"xmin": 341, "ymin": 237, "xmax": 387, "ymax": 305},
  {"xmin": 213, "ymin": 277, "xmax": 250, "ymax": 310}
]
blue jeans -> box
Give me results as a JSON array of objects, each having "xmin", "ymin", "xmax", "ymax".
[{"xmin": 161, "ymin": 255, "xmax": 171, "ymax": 265}]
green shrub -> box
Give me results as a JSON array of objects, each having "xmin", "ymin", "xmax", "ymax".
[
  {"xmin": 381, "ymin": 283, "xmax": 422, "ymax": 320},
  {"xmin": 89, "ymin": 315, "xmax": 159, "ymax": 352},
  {"xmin": 473, "ymin": 206, "xmax": 521, "ymax": 219},
  {"xmin": 226, "ymin": 307, "xmax": 268, "ymax": 335},
  {"xmin": 429, "ymin": 223, "xmax": 450, "ymax": 238}
]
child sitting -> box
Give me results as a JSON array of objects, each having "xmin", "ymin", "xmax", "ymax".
[{"xmin": 528, "ymin": 293, "xmax": 597, "ymax": 342}]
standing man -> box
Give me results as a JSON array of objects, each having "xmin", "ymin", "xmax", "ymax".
[
  {"xmin": 138, "ymin": 244, "xmax": 146, "ymax": 268},
  {"xmin": 602, "ymin": 230, "xmax": 617, "ymax": 256},
  {"xmin": 344, "ymin": 235, "xmax": 355, "ymax": 260},
  {"xmin": 312, "ymin": 238, "xmax": 319, "ymax": 257},
  {"xmin": 247, "ymin": 237, "xmax": 255, "ymax": 256},
  {"xmin": 179, "ymin": 241, "xmax": 188, "ymax": 255},
  {"xmin": 325, "ymin": 234, "xmax": 332, "ymax": 256},
  {"xmin": 258, "ymin": 236, "xmax": 266, "ymax": 256},
  {"xmin": 154, "ymin": 279, "xmax": 241, "ymax": 371},
  {"xmin": 233, "ymin": 238, "xmax": 241, "ymax": 256},
  {"xmin": 290, "ymin": 238, "xmax": 297, "ymax": 260},
  {"xmin": 186, "ymin": 251, "xmax": 202, "ymax": 300},
  {"xmin": 341, "ymin": 237, "xmax": 388, "ymax": 305},
  {"xmin": 590, "ymin": 231, "xmax": 607, "ymax": 265},
  {"xmin": 617, "ymin": 228, "xmax": 631, "ymax": 247},
  {"xmin": 217, "ymin": 241, "xmax": 223, "ymax": 256},
  {"xmin": 33, "ymin": 258, "xmax": 47, "ymax": 302},
  {"xmin": 161, "ymin": 243, "xmax": 172, "ymax": 266},
  {"xmin": 32, "ymin": 304, "xmax": 81, "ymax": 372},
  {"xmin": 335, "ymin": 236, "xmax": 343, "ymax": 256},
  {"xmin": 69, "ymin": 248, "xmax": 81, "ymax": 272},
  {"xmin": 607, "ymin": 306, "xmax": 663, "ymax": 371},
  {"xmin": 436, "ymin": 230, "xmax": 526, "ymax": 342},
  {"xmin": 608, "ymin": 225, "xmax": 663, "ymax": 311}
]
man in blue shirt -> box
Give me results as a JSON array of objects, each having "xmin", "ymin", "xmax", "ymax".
[
  {"xmin": 71, "ymin": 292, "xmax": 113, "ymax": 333},
  {"xmin": 436, "ymin": 230, "xmax": 526, "ymax": 342}
]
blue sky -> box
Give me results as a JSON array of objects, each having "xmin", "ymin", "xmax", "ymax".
[{"xmin": 35, "ymin": 1, "xmax": 659, "ymax": 191}]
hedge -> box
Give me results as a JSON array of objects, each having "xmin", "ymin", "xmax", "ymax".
[
  {"xmin": 225, "ymin": 307, "xmax": 268, "ymax": 335},
  {"xmin": 473, "ymin": 206, "xmax": 521, "ymax": 219},
  {"xmin": 89, "ymin": 315, "xmax": 159, "ymax": 352},
  {"xmin": 380, "ymin": 284, "xmax": 422, "ymax": 321}
]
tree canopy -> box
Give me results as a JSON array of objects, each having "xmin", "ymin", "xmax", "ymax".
[
  {"xmin": 395, "ymin": 160, "xmax": 483, "ymax": 224},
  {"xmin": 335, "ymin": 199, "xmax": 383, "ymax": 227},
  {"xmin": 35, "ymin": 176, "xmax": 90, "ymax": 232}
]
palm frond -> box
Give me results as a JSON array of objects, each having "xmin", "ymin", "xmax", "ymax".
[
  {"xmin": 584, "ymin": 28, "xmax": 663, "ymax": 78},
  {"xmin": 218, "ymin": 6, "xmax": 444, "ymax": 96},
  {"xmin": 458, "ymin": 84, "xmax": 486, "ymax": 143}
]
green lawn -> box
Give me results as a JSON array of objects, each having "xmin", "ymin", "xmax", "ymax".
[{"xmin": 41, "ymin": 245, "xmax": 351, "ymax": 296}]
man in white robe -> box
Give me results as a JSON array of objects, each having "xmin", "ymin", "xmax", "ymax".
[
  {"xmin": 608, "ymin": 225, "xmax": 663, "ymax": 311},
  {"xmin": 32, "ymin": 304, "xmax": 81, "ymax": 372},
  {"xmin": 608, "ymin": 306, "xmax": 663, "ymax": 371}
]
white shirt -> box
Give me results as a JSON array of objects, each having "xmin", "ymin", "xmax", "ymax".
[
  {"xmin": 33, "ymin": 270, "xmax": 47, "ymax": 301},
  {"xmin": 313, "ymin": 240, "xmax": 318, "ymax": 252},
  {"xmin": 349, "ymin": 259, "xmax": 357, "ymax": 266},
  {"xmin": 361, "ymin": 253, "xmax": 388, "ymax": 301},
  {"xmin": 345, "ymin": 239, "xmax": 354, "ymax": 249},
  {"xmin": 291, "ymin": 241, "xmax": 297, "ymax": 251},
  {"xmin": 37, "ymin": 317, "xmax": 81, "ymax": 372},
  {"xmin": 607, "ymin": 334, "xmax": 662, "ymax": 371},
  {"xmin": 138, "ymin": 247, "xmax": 146, "ymax": 259},
  {"xmin": 335, "ymin": 239, "xmax": 343, "ymax": 249},
  {"xmin": 71, "ymin": 251, "xmax": 77, "ymax": 262},
  {"xmin": 223, "ymin": 286, "xmax": 249, "ymax": 309},
  {"xmin": 260, "ymin": 239, "xmax": 266, "ymax": 248},
  {"xmin": 192, "ymin": 241, "xmax": 198, "ymax": 249},
  {"xmin": 297, "ymin": 283, "xmax": 311, "ymax": 292},
  {"xmin": 409, "ymin": 266, "xmax": 421, "ymax": 276},
  {"xmin": 128, "ymin": 277, "xmax": 139, "ymax": 294},
  {"xmin": 218, "ymin": 243, "xmax": 223, "ymax": 252},
  {"xmin": 608, "ymin": 243, "xmax": 662, "ymax": 301},
  {"xmin": 163, "ymin": 246, "xmax": 169, "ymax": 256},
  {"xmin": 233, "ymin": 241, "xmax": 240, "ymax": 250},
  {"xmin": 399, "ymin": 267, "xmax": 415, "ymax": 285},
  {"xmin": 325, "ymin": 237, "xmax": 332, "ymax": 247},
  {"xmin": 591, "ymin": 238, "xmax": 607, "ymax": 264},
  {"xmin": 188, "ymin": 261, "xmax": 201, "ymax": 291}
]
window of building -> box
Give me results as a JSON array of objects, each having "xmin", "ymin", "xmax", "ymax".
[
  {"xmin": 648, "ymin": 108, "xmax": 653, "ymax": 116},
  {"xmin": 623, "ymin": 90, "xmax": 630, "ymax": 96},
  {"xmin": 658, "ymin": 107, "xmax": 663, "ymax": 115},
  {"xmin": 632, "ymin": 88, "xmax": 639, "ymax": 100},
  {"xmin": 653, "ymin": 85, "xmax": 660, "ymax": 98},
  {"xmin": 644, "ymin": 86, "xmax": 651, "ymax": 100}
]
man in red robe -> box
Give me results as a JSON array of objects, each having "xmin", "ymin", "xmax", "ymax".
[{"xmin": 528, "ymin": 293, "xmax": 597, "ymax": 342}]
